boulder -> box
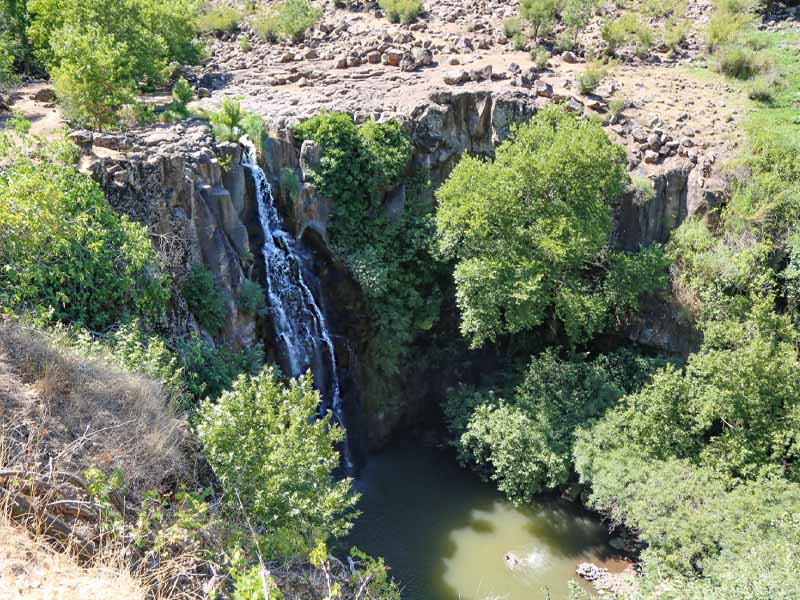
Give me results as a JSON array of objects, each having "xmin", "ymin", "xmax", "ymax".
[
  {"xmin": 561, "ymin": 51, "xmax": 578, "ymax": 63},
  {"xmin": 443, "ymin": 69, "xmax": 469, "ymax": 85},
  {"xmin": 533, "ymin": 80, "xmax": 553, "ymax": 97},
  {"xmin": 33, "ymin": 87, "xmax": 56, "ymax": 102}
]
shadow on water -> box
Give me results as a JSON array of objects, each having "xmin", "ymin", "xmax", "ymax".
[{"xmin": 345, "ymin": 436, "xmax": 623, "ymax": 600}]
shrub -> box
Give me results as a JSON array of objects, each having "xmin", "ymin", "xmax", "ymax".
[
  {"xmin": 748, "ymin": 70, "xmax": 781, "ymax": 101},
  {"xmin": 447, "ymin": 349, "xmax": 667, "ymax": 503},
  {"xmin": 210, "ymin": 97, "xmax": 266, "ymax": 147},
  {"xmin": 0, "ymin": 33, "xmax": 17, "ymax": 87},
  {"xmin": 291, "ymin": 113, "xmax": 435, "ymax": 376},
  {"xmin": 378, "ymin": 0, "xmax": 424, "ymax": 24},
  {"xmin": 251, "ymin": 0, "xmax": 321, "ymax": 42},
  {"xmin": 196, "ymin": 4, "xmax": 242, "ymax": 34},
  {"xmin": 435, "ymin": 106, "xmax": 664, "ymax": 347},
  {"xmin": 705, "ymin": 11, "xmax": 756, "ymax": 50},
  {"xmin": 170, "ymin": 77, "xmax": 193, "ymax": 119},
  {"xmin": 555, "ymin": 31, "xmax": 574, "ymax": 52},
  {"xmin": 608, "ymin": 95, "xmax": 625, "ymax": 118},
  {"xmin": 601, "ymin": 13, "xmax": 645, "ymax": 56},
  {"xmin": 29, "ymin": 0, "xmax": 201, "ymax": 126},
  {"xmin": 664, "ymin": 18, "xmax": 690, "ymax": 53},
  {"xmin": 502, "ymin": 16, "xmax": 523, "ymax": 39},
  {"xmin": 0, "ymin": 132, "xmax": 169, "ymax": 329},
  {"xmin": 511, "ymin": 33, "xmax": 527, "ymax": 51},
  {"xmin": 238, "ymin": 34, "xmax": 252, "ymax": 51},
  {"xmin": 530, "ymin": 46, "xmax": 550, "ymax": 69},
  {"xmin": 560, "ymin": 0, "xmax": 597, "ymax": 43},
  {"xmin": 196, "ymin": 367, "xmax": 359, "ymax": 542},
  {"xmin": 520, "ymin": 0, "xmax": 558, "ymax": 39},
  {"xmin": 714, "ymin": 44, "xmax": 757, "ymax": 79},
  {"xmin": 631, "ymin": 173, "xmax": 656, "ymax": 203},
  {"xmin": 238, "ymin": 279, "xmax": 267, "ymax": 316},
  {"xmin": 182, "ymin": 265, "xmax": 227, "ymax": 336},
  {"xmin": 577, "ymin": 61, "xmax": 608, "ymax": 95}
]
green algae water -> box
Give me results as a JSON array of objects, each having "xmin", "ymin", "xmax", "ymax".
[{"xmin": 347, "ymin": 438, "xmax": 625, "ymax": 600}]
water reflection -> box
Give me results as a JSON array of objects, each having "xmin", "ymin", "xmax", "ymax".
[{"xmin": 346, "ymin": 437, "xmax": 623, "ymax": 600}]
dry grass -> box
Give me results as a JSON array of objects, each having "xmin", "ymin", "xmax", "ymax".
[
  {"xmin": 0, "ymin": 319, "xmax": 193, "ymax": 501},
  {"xmin": 0, "ymin": 518, "xmax": 145, "ymax": 600}
]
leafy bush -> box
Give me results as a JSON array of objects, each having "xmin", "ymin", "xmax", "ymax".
[
  {"xmin": 520, "ymin": 0, "xmax": 558, "ymax": 40},
  {"xmin": 713, "ymin": 44, "xmax": 769, "ymax": 79},
  {"xmin": 446, "ymin": 349, "xmax": 667, "ymax": 503},
  {"xmin": 705, "ymin": 6, "xmax": 756, "ymax": 49},
  {"xmin": 251, "ymin": 0, "xmax": 321, "ymax": 43},
  {"xmin": 292, "ymin": 113, "xmax": 439, "ymax": 378},
  {"xmin": 608, "ymin": 95, "xmax": 625, "ymax": 118},
  {"xmin": 210, "ymin": 97, "xmax": 266, "ymax": 147},
  {"xmin": 0, "ymin": 132, "xmax": 169, "ymax": 330},
  {"xmin": 664, "ymin": 17, "xmax": 689, "ymax": 53},
  {"xmin": 378, "ymin": 0, "xmax": 424, "ymax": 24},
  {"xmin": 560, "ymin": 0, "xmax": 597, "ymax": 43},
  {"xmin": 182, "ymin": 265, "xmax": 227, "ymax": 336},
  {"xmin": 577, "ymin": 61, "xmax": 608, "ymax": 95},
  {"xmin": 530, "ymin": 46, "xmax": 550, "ymax": 69},
  {"xmin": 435, "ymin": 106, "xmax": 666, "ymax": 347},
  {"xmin": 502, "ymin": 16, "xmax": 523, "ymax": 39},
  {"xmin": 0, "ymin": 32, "xmax": 18, "ymax": 87},
  {"xmin": 631, "ymin": 173, "xmax": 655, "ymax": 202},
  {"xmin": 196, "ymin": 4, "xmax": 242, "ymax": 34},
  {"xmin": 238, "ymin": 279, "xmax": 267, "ymax": 317},
  {"xmin": 748, "ymin": 70, "xmax": 781, "ymax": 101},
  {"xmin": 29, "ymin": 0, "xmax": 201, "ymax": 127},
  {"xmin": 196, "ymin": 367, "xmax": 359, "ymax": 544},
  {"xmin": 601, "ymin": 12, "xmax": 646, "ymax": 56}
]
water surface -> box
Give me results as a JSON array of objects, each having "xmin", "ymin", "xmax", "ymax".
[{"xmin": 347, "ymin": 438, "xmax": 624, "ymax": 600}]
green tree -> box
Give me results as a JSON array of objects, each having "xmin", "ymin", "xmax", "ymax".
[
  {"xmin": 196, "ymin": 367, "xmax": 359, "ymax": 546},
  {"xmin": 520, "ymin": 0, "xmax": 558, "ymax": 39},
  {"xmin": 0, "ymin": 131, "xmax": 169, "ymax": 329},
  {"xmin": 447, "ymin": 349, "xmax": 666, "ymax": 503},
  {"xmin": 435, "ymin": 106, "xmax": 660, "ymax": 347}
]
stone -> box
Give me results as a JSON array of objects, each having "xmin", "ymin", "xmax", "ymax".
[
  {"xmin": 565, "ymin": 96, "xmax": 584, "ymax": 113},
  {"xmin": 644, "ymin": 149, "xmax": 660, "ymax": 163},
  {"xmin": 631, "ymin": 127, "xmax": 649, "ymax": 143},
  {"xmin": 33, "ymin": 87, "xmax": 56, "ymax": 102},
  {"xmin": 196, "ymin": 87, "xmax": 211, "ymax": 98},
  {"xmin": 335, "ymin": 57, "xmax": 348, "ymax": 69},
  {"xmin": 470, "ymin": 64, "xmax": 492, "ymax": 81},
  {"xmin": 367, "ymin": 50, "xmax": 382, "ymax": 64},
  {"xmin": 561, "ymin": 51, "xmax": 578, "ymax": 64},
  {"xmin": 533, "ymin": 79, "xmax": 553, "ymax": 97},
  {"xmin": 443, "ymin": 70, "xmax": 469, "ymax": 85},
  {"xmin": 383, "ymin": 48, "xmax": 404, "ymax": 67}
]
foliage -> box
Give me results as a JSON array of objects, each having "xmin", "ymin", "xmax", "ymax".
[
  {"xmin": 664, "ymin": 17, "xmax": 689, "ymax": 53},
  {"xmin": 378, "ymin": 0, "xmax": 424, "ymax": 24},
  {"xmin": 576, "ymin": 60, "xmax": 608, "ymax": 95},
  {"xmin": 705, "ymin": 0, "xmax": 757, "ymax": 50},
  {"xmin": 530, "ymin": 46, "xmax": 550, "ymax": 69},
  {"xmin": 196, "ymin": 4, "xmax": 242, "ymax": 34},
  {"xmin": 446, "ymin": 349, "xmax": 667, "ymax": 503},
  {"xmin": 560, "ymin": 0, "xmax": 597, "ymax": 43},
  {"xmin": 607, "ymin": 95, "xmax": 625, "ymax": 118},
  {"xmin": 0, "ymin": 132, "xmax": 168, "ymax": 330},
  {"xmin": 435, "ymin": 106, "xmax": 666, "ymax": 347},
  {"xmin": 713, "ymin": 44, "xmax": 770, "ymax": 80},
  {"xmin": 293, "ymin": 113, "xmax": 440, "ymax": 378},
  {"xmin": 251, "ymin": 0, "xmax": 321, "ymax": 43},
  {"xmin": 0, "ymin": 32, "xmax": 18, "ymax": 86},
  {"xmin": 502, "ymin": 16, "xmax": 523, "ymax": 39},
  {"xmin": 520, "ymin": 0, "xmax": 558, "ymax": 40},
  {"xmin": 172, "ymin": 77, "xmax": 194, "ymax": 111},
  {"xmin": 182, "ymin": 265, "xmax": 227, "ymax": 336},
  {"xmin": 576, "ymin": 318, "xmax": 800, "ymax": 486},
  {"xmin": 601, "ymin": 13, "xmax": 650, "ymax": 56},
  {"xmin": 630, "ymin": 173, "xmax": 655, "ymax": 202},
  {"xmin": 196, "ymin": 367, "xmax": 359, "ymax": 546},
  {"xmin": 28, "ymin": 0, "xmax": 200, "ymax": 127},
  {"xmin": 210, "ymin": 97, "xmax": 266, "ymax": 148},
  {"xmin": 238, "ymin": 279, "xmax": 267, "ymax": 317}
]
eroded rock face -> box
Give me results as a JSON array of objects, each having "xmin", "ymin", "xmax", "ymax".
[{"xmin": 86, "ymin": 125, "xmax": 257, "ymax": 348}]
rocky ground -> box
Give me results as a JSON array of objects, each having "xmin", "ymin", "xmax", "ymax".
[{"xmin": 183, "ymin": 0, "xmax": 766, "ymax": 173}]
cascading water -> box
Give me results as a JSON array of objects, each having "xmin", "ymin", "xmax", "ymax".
[{"xmin": 241, "ymin": 140, "xmax": 352, "ymax": 469}]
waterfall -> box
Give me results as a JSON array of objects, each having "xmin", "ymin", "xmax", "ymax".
[{"xmin": 241, "ymin": 140, "xmax": 352, "ymax": 469}]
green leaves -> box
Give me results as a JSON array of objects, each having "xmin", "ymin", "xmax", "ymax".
[
  {"xmin": 436, "ymin": 106, "xmax": 662, "ymax": 347},
  {"xmin": 196, "ymin": 367, "xmax": 359, "ymax": 548},
  {"xmin": 0, "ymin": 131, "xmax": 169, "ymax": 330}
]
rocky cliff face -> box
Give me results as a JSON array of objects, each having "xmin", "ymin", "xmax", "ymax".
[
  {"xmin": 83, "ymin": 124, "xmax": 258, "ymax": 348},
  {"xmin": 78, "ymin": 89, "xmax": 726, "ymax": 447}
]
